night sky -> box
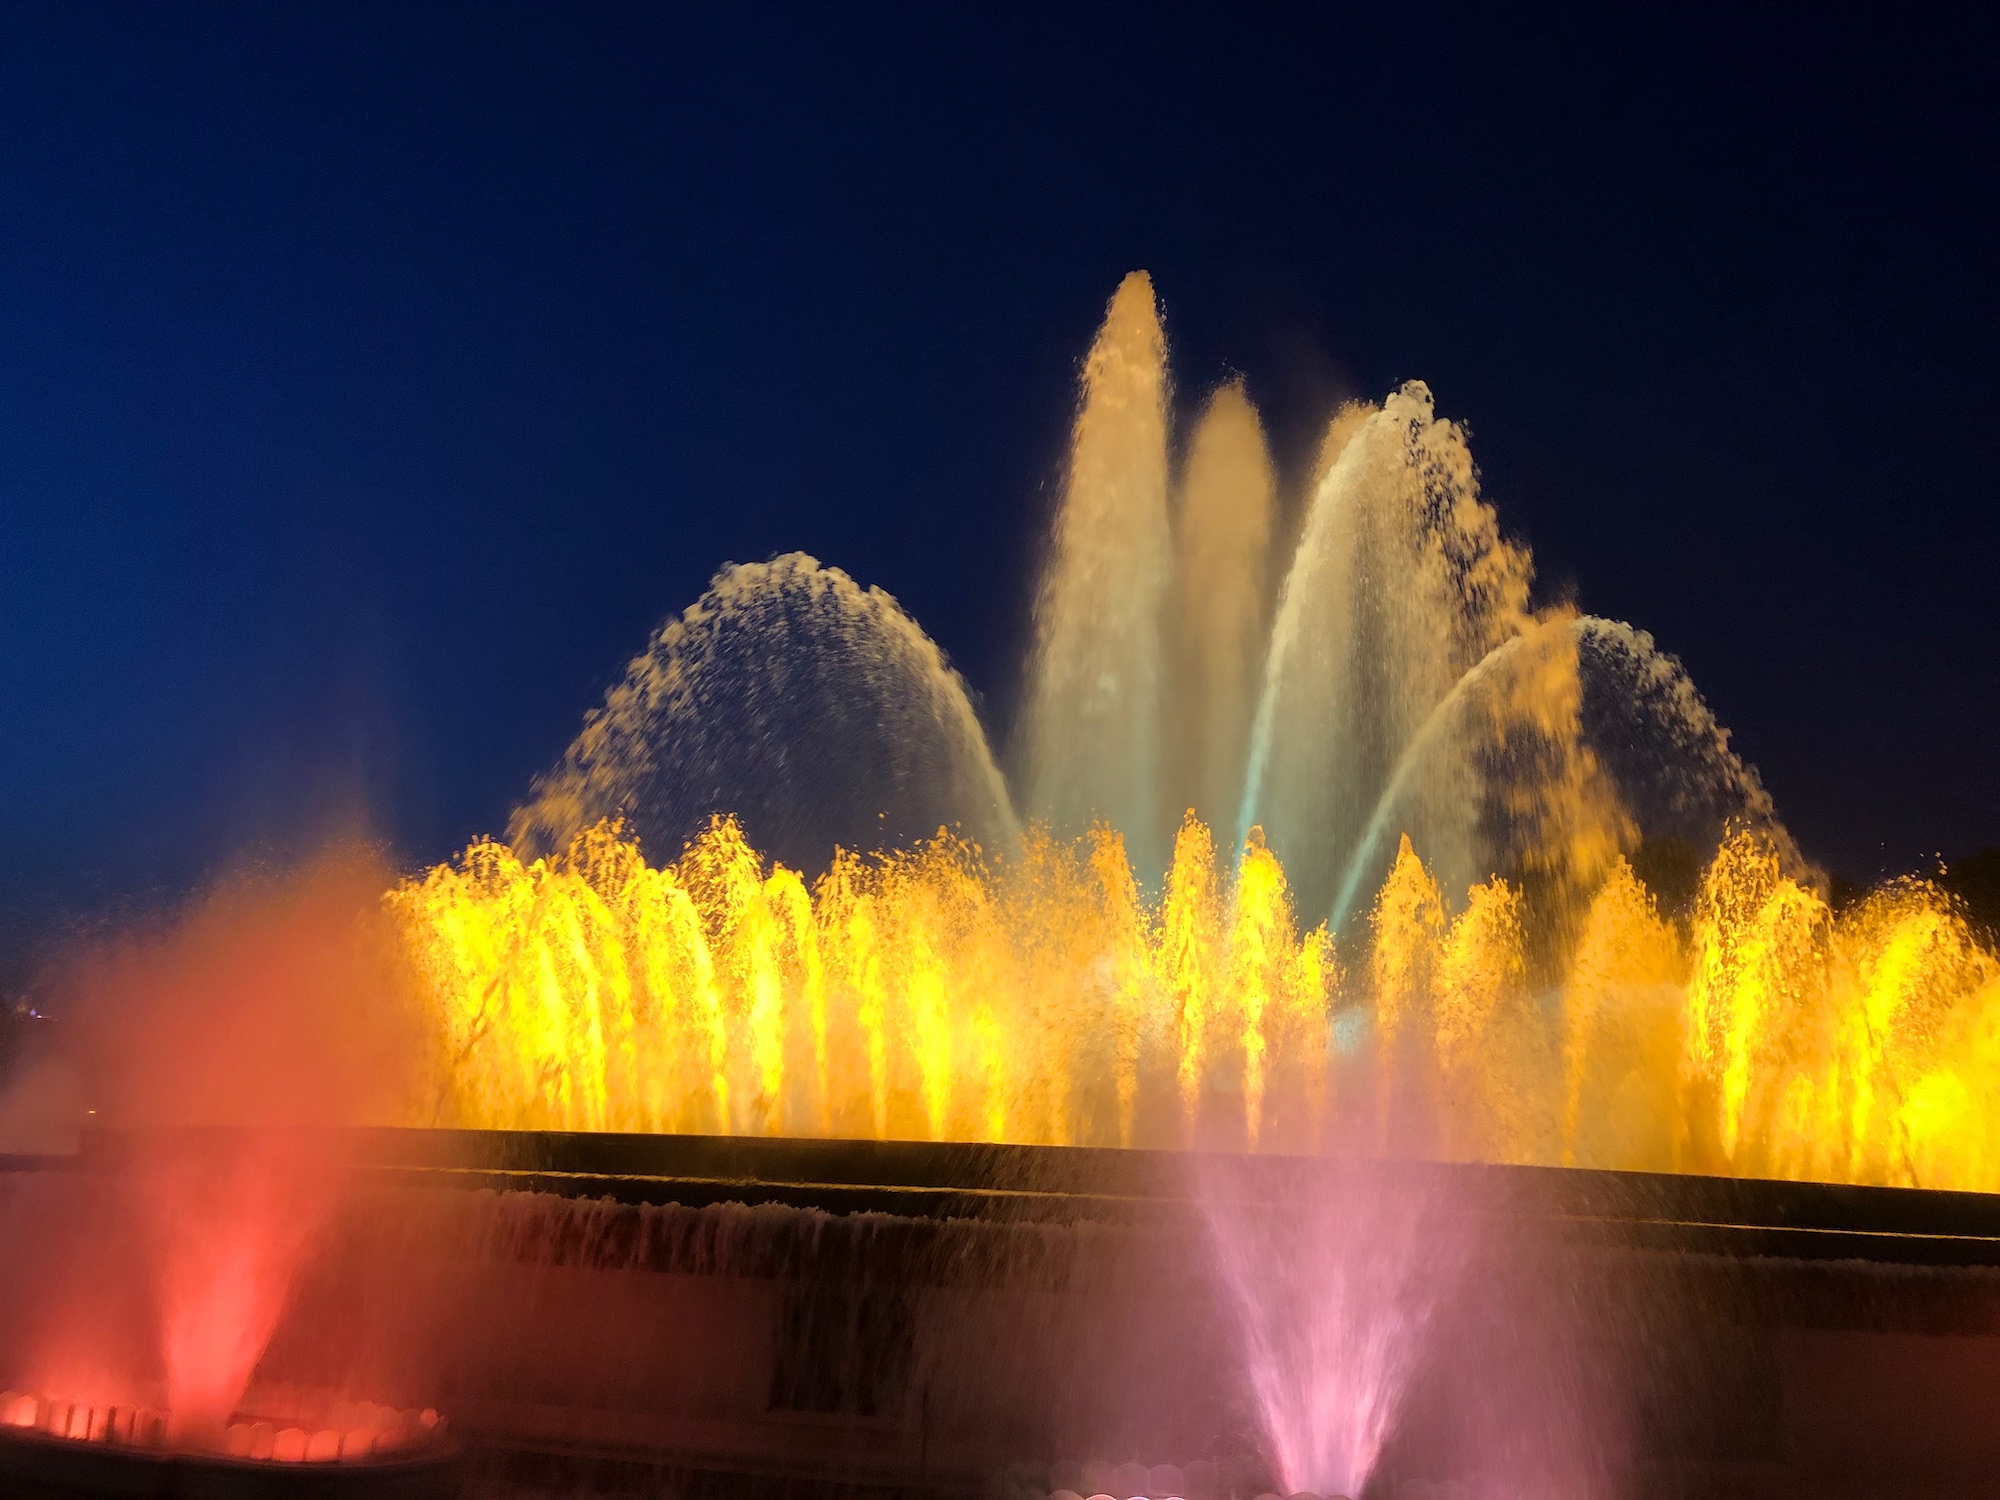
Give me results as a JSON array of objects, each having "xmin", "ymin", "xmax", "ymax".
[{"xmin": 3, "ymin": 4, "xmax": 1996, "ymax": 948}]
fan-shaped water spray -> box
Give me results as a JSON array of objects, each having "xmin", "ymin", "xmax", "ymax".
[
  {"xmin": 1199, "ymin": 1163, "xmax": 1464, "ymax": 1499},
  {"xmin": 509, "ymin": 552, "xmax": 1018, "ymax": 875}
]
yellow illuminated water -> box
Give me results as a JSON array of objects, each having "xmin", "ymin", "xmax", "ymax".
[
  {"xmin": 390, "ymin": 817, "xmax": 2000, "ymax": 1191},
  {"xmin": 390, "ymin": 272, "xmax": 2000, "ymax": 1194}
]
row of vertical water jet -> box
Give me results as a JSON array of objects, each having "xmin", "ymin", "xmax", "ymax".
[
  {"xmin": 218, "ymin": 1402, "xmax": 446, "ymax": 1464},
  {"xmin": 394, "ymin": 801, "xmax": 2000, "ymax": 1182},
  {"xmin": 0, "ymin": 1386, "xmax": 446, "ymax": 1465}
]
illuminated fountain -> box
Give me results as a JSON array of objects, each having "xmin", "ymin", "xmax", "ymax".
[
  {"xmin": 398, "ymin": 273, "xmax": 1999, "ymax": 1196},
  {"xmin": 7, "ymin": 272, "xmax": 2000, "ymax": 1498},
  {"xmin": 371, "ymin": 271, "xmax": 2000, "ymax": 1498}
]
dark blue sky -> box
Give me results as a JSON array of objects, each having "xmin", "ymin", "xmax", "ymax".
[{"xmin": 2, "ymin": 3, "xmax": 1996, "ymax": 941}]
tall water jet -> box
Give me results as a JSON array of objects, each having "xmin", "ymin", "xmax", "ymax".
[
  {"xmin": 143, "ymin": 1136, "xmax": 335, "ymax": 1445},
  {"xmin": 1241, "ymin": 384, "xmax": 1543, "ymax": 917},
  {"xmin": 1167, "ymin": 378, "xmax": 1276, "ymax": 840},
  {"xmin": 1021, "ymin": 272, "xmax": 1172, "ymax": 878},
  {"xmin": 510, "ymin": 553, "xmax": 1017, "ymax": 874}
]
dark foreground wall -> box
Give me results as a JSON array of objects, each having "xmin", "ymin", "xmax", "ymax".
[{"xmin": 5, "ymin": 1133, "xmax": 2000, "ymax": 1500}]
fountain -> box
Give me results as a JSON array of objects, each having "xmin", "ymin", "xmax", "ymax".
[
  {"xmin": 397, "ymin": 272, "xmax": 1997, "ymax": 1194},
  {"xmin": 6, "ymin": 272, "xmax": 2000, "ymax": 1498},
  {"xmin": 0, "ymin": 1153, "xmax": 459, "ymax": 1499}
]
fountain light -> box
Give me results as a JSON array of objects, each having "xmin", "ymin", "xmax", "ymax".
[{"xmin": 0, "ymin": 1387, "xmax": 450, "ymax": 1468}]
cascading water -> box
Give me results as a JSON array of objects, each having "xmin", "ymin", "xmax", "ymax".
[{"xmin": 406, "ymin": 272, "xmax": 2000, "ymax": 1198}]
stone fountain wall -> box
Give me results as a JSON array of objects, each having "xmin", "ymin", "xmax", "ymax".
[{"xmin": 7, "ymin": 1132, "xmax": 2000, "ymax": 1499}]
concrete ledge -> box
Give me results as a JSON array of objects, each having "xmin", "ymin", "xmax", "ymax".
[{"xmin": 64, "ymin": 1127, "xmax": 2000, "ymax": 1266}]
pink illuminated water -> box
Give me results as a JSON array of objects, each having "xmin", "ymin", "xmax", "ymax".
[{"xmin": 1197, "ymin": 1161, "xmax": 1470, "ymax": 1498}]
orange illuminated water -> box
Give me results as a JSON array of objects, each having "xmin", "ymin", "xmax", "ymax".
[
  {"xmin": 387, "ymin": 272, "xmax": 2000, "ymax": 1194},
  {"xmin": 391, "ymin": 816, "xmax": 2000, "ymax": 1190}
]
